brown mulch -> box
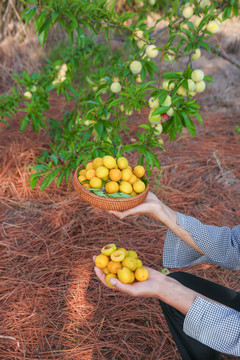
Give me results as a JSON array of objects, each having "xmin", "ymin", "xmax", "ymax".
[{"xmin": 0, "ymin": 94, "xmax": 240, "ymax": 360}]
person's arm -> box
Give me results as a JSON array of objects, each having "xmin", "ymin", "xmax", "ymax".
[
  {"xmin": 163, "ymin": 212, "xmax": 240, "ymax": 269},
  {"xmin": 94, "ymin": 262, "xmax": 240, "ymax": 356},
  {"xmin": 110, "ymin": 192, "xmax": 204, "ymax": 254},
  {"xmin": 109, "ymin": 192, "xmax": 240, "ymax": 269}
]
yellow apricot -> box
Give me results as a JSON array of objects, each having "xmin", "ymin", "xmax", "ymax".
[
  {"xmin": 79, "ymin": 169, "xmax": 86, "ymax": 176},
  {"xmin": 102, "ymin": 267, "xmax": 110, "ymax": 275},
  {"xmin": 105, "ymin": 181, "xmax": 119, "ymax": 194},
  {"xmin": 96, "ymin": 166, "xmax": 109, "ymax": 179},
  {"xmin": 119, "ymin": 181, "xmax": 133, "ymax": 194},
  {"xmin": 117, "ymin": 247, "xmax": 128, "ymax": 257},
  {"xmin": 82, "ymin": 183, "xmax": 90, "ymax": 189},
  {"xmin": 78, "ymin": 175, "xmax": 86, "ymax": 183},
  {"xmin": 89, "ymin": 177, "xmax": 102, "ymax": 189},
  {"xmin": 85, "ymin": 169, "xmax": 96, "ymax": 180},
  {"xmin": 133, "ymin": 165, "xmax": 145, "ymax": 178},
  {"xmin": 111, "ymin": 249, "xmax": 126, "ymax": 262},
  {"xmin": 86, "ymin": 162, "xmax": 94, "ymax": 171},
  {"xmin": 106, "ymin": 273, "xmax": 117, "ymax": 287},
  {"xmin": 136, "ymin": 259, "xmax": 143, "ymax": 268},
  {"xmin": 128, "ymin": 271, "xmax": 135, "ymax": 284},
  {"xmin": 117, "ymin": 157, "xmax": 128, "ymax": 170},
  {"xmin": 117, "ymin": 267, "xmax": 132, "ymax": 284},
  {"xmin": 128, "ymin": 174, "xmax": 138, "ymax": 185},
  {"xmin": 128, "ymin": 250, "xmax": 138, "ymax": 259},
  {"xmin": 95, "ymin": 254, "xmax": 109, "ymax": 268},
  {"xmin": 109, "ymin": 168, "xmax": 122, "ymax": 181},
  {"xmin": 103, "ymin": 156, "xmax": 116, "ymax": 169},
  {"xmin": 93, "ymin": 157, "xmax": 104, "ymax": 169},
  {"xmin": 135, "ymin": 267, "xmax": 149, "ymax": 281},
  {"xmin": 101, "ymin": 243, "xmax": 117, "ymax": 256},
  {"xmin": 122, "ymin": 256, "xmax": 137, "ymax": 271},
  {"xmin": 133, "ymin": 180, "xmax": 146, "ymax": 193},
  {"xmin": 121, "ymin": 168, "xmax": 132, "ymax": 181},
  {"xmin": 107, "ymin": 260, "xmax": 122, "ymax": 274}
]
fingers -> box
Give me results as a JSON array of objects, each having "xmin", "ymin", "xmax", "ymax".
[{"xmin": 109, "ymin": 210, "xmax": 129, "ymax": 219}]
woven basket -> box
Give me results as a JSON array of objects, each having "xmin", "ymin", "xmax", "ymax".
[{"xmin": 73, "ymin": 165, "xmax": 150, "ymax": 211}]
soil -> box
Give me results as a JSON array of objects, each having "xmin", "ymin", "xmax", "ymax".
[{"xmin": 0, "ymin": 17, "xmax": 240, "ymax": 360}]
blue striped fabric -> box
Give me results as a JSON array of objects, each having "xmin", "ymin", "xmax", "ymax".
[{"xmin": 163, "ymin": 213, "xmax": 240, "ymax": 356}]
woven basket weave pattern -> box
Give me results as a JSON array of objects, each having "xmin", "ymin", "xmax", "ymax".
[{"xmin": 73, "ymin": 165, "xmax": 149, "ymax": 211}]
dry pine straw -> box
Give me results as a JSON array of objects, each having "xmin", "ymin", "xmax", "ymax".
[{"xmin": 0, "ymin": 100, "xmax": 240, "ymax": 359}]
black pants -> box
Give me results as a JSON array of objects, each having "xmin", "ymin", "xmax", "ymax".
[{"xmin": 159, "ymin": 271, "xmax": 240, "ymax": 360}]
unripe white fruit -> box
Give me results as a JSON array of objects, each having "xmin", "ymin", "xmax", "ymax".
[
  {"xmin": 164, "ymin": 50, "xmax": 175, "ymax": 62},
  {"xmin": 200, "ymin": 0, "xmax": 211, "ymax": 8},
  {"xmin": 155, "ymin": 123, "xmax": 163, "ymax": 134},
  {"xmin": 192, "ymin": 48, "xmax": 201, "ymax": 60},
  {"xmin": 134, "ymin": 29, "xmax": 144, "ymax": 41},
  {"xmin": 135, "ymin": 75, "xmax": 142, "ymax": 83},
  {"xmin": 166, "ymin": 107, "xmax": 174, "ymax": 117},
  {"xmin": 182, "ymin": 6, "xmax": 194, "ymax": 19},
  {"xmin": 191, "ymin": 69, "xmax": 204, "ymax": 82},
  {"xmin": 61, "ymin": 63, "xmax": 68, "ymax": 72},
  {"xmin": 110, "ymin": 81, "xmax": 121, "ymax": 93},
  {"xmin": 189, "ymin": 91, "xmax": 196, "ymax": 97},
  {"xmin": 187, "ymin": 79, "xmax": 196, "ymax": 92},
  {"xmin": 148, "ymin": 109, "xmax": 161, "ymax": 124},
  {"xmin": 120, "ymin": 104, "xmax": 124, "ymax": 112},
  {"xmin": 158, "ymin": 138, "xmax": 164, "ymax": 145},
  {"xmin": 52, "ymin": 79, "xmax": 60, "ymax": 85},
  {"xmin": 112, "ymin": 76, "xmax": 119, "ymax": 82},
  {"xmin": 58, "ymin": 75, "xmax": 66, "ymax": 82},
  {"xmin": 148, "ymin": 0, "xmax": 156, "ymax": 5},
  {"xmin": 162, "ymin": 95, "xmax": 172, "ymax": 107},
  {"xmin": 206, "ymin": 21, "xmax": 219, "ymax": 34},
  {"xmin": 58, "ymin": 69, "xmax": 66, "ymax": 77},
  {"xmin": 130, "ymin": 61, "xmax": 142, "ymax": 75},
  {"xmin": 176, "ymin": 86, "xmax": 187, "ymax": 97},
  {"xmin": 162, "ymin": 79, "xmax": 175, "ymax": 91},
  {"xmin": 145, "ymin": 45, "xmax": 159, "ymax": 58},
  {"xmin": 137, "ymin": 40, "xmax": 145, "ymax": 49},
  {"xmin": 149, "ymin": 97, "xmax": 159, "ymax": 109},
  {"xmin": 195, "ymin": 80, "xmax": 206, "ymax": 93},
  {"xmin": 30, "ymin": 85, "xmax": 37, "ymax": 93},
  {"xmin": 23, "ymin": 91, "xmax": 32, "ymax": 99}
]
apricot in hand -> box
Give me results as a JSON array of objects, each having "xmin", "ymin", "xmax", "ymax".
[
  {"xmin": 122, "ymin": 256, "xmax": 137, "ymax": 271},
  {"xmin": 117, "ymin": 267, "xmax": 132, "ymax": 284},
  {"xmin": 135, "ymin": 267, "xmax": 149, "ymax": 281},
  {"xmin": 95, "ymin": 254, "xmax": 109, "ymax": 269},
  {"xmin": 111, "ymin": 249, "xmax": 126, "ymax": 262},
  {"xmin": 101, "ymin": 243, "xmax": 117, "ymax": 256}
]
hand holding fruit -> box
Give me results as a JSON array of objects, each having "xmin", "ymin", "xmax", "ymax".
[{"xmin": 94, "ymin": 257, "xmax": 167, "ymax": 298}]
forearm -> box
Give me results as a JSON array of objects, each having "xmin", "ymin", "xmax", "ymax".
[
  {"xmin": 156, "ymin": 275, "xmax": 199, "ymax": 315},
  {"xmin": 156, "ymin": 202, "xmax": 204, "ymax": 255}
]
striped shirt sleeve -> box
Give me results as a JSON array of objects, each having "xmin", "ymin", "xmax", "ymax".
[
  {"xmin": 183, "ymin": 297, "xmax": 240, "ymax": 356},
  {"xmin": 163, "ymin": 212, "xmax": 240, "ymax": 269}
]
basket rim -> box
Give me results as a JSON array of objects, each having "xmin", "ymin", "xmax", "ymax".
[{"xmin": 73, "ymin": 164, "xmax": 150, "ymax": 203}]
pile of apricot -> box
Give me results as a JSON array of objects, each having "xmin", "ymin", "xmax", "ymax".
[
  {"xmin": 78, "ymin": 156, "xmax": 146, "ymax": 196},
  {"xmin": 95, "ymin": 243, "xmax": 149, "ymax": 286}
]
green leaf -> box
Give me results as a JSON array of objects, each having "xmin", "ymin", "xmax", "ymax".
[
  {"xmin": 38, "ymin": 18, "xmax": 51, "ymax": 46},
  {"xmin": 107, "ymin": 192, "xmax": 132, "ymax": 198},
  {"xmin": 21, "ymin": 6, "xmax": 37, "ymax": 25},
  {"xmin": 40, "ymin": 168, "xmax": 61, "ymax": 191},
  {"xmin": 89, "ymin": 189, "xmax": 108, "ymax": 198},
  {"xmin": 193, "ymin": 112, "xmax": 203, "ymax": 125},
  {"xmin": 182, "ymin": 112, "xmax": 195, "ymax": 136}
]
